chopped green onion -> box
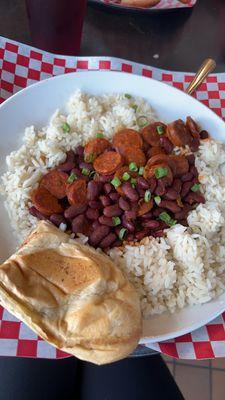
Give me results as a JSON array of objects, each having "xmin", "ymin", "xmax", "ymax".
[
  {"xmin": 132, "ymin": 104, "xmax": 138, "ymax": 112},
  {"xmin": 118, "ymin": 228, "xmax": 127, "ymax": 240},
  {"xmin": 144, "ymin": 190, "xmax": 151, "ymax": 202},
  {"xmin": 111, "ymin": 177, "xmax": 121, "ymax": 188},
  {"xmin": 112, "ymin": 216, "xmax": 121, "ymax": 226},
  {"xmin": 191, "ymin": 183, "xmax": 200, "ymax": 192},
  {"xmin": 129, "ymin": 162, "xmax": 138, "ymax": 172},
  {"xmin": 84, "ymin": 153, "xmax": 94, "ymax": 163},
  {"xmin": 156, "ymin": 125, "xmax": 165, "ymax": 135},
  {"xmin": 122, "ymin": 172, "xmax": 131, "ymax": 181},
  {"xmin": 131, "ymin": 178, "xmax": 137, "ymax": 188},
  {"xmin": 138, "ymin": 166, "xmax": 144, "ymax": 176},
  {"xmin": 67, "ymin": 172, "xmax": 77, "ymax": 183},
  {"xmin": 96, "ymin": 133, "xmax": 104, "ymax": 138},
  {"xmin": 124, "ymin": 93, "xmax": 132, "ymax": 99},
  {"xmin": 154, "ymin": 195, "xmax": 161, "ymax": 205},
  {"xmin": 159, "ymin": 212, "xmax": 177, "ymax": 227},
  {"xmin": 137, "ymin": 115, "xmax": 148, "ymax": 128},
  {"xmin": 82, "ymin": 168, "xmax": 89, "ymax": 176},
  {"xmin": 155, "ymin": 167, "xmax": 168, "ymax": 179},
  {"xmin": 61, "ymin": 122, "xmax": 71, "ymax": 133},
  {"xmin": 89, "ymin": 171, "xmax": 96, "ymax": 179}
]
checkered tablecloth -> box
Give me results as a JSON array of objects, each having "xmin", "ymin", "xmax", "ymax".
[
  {"xmin": 0, "ymin": 36, "xmax": 225, "ymax": 360},
  {"xmin": 89, "ymin": 0, "xmax": 197, "ymax": 11}
]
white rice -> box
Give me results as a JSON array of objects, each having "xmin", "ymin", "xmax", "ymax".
[{"xmin": 1, "ymin": 90, "xmax": 225, "ymax": 318}]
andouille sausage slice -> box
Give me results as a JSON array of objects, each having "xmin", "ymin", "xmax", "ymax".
[
  {"xmin": 84, "ymin": 137, "xmax": 111, "ymax": 162},
  {"xmin": 169, "ymin": 155, "xmax": 189, "ymax": 177},
  {"xmin": 138, "ymin": 198, "xmax": 153, "ymax": 216},
  {"xmin": 32, "ymin": 186, "xmax": 63, "ymax": 216},
  {"xmin": 146, "ymin": 154, "xmax": 176, "ymax": 174},
  {"xmin": 113, "ymin": 129, "xmax": 143, "ymax": 152},
  {"xmin": 66, "ymin": 179, "xmax": 87, "ymax": 206},
  {"xmin": 167, "ymin": 119, "xmax": 192, "ymax": 147},
  {"xmin": 40, "ymin": 169, "xmax": 68, "ymax": 199},
  {"xmin": 144, "ymin": 163, "xmax": 173, "ymax": 186},
  {"xmin": 148, "ymin": 146, "xmax": 166, "ymax": 158},
  {"xmin": 186, "ymin": 116, "xmax": 200, "ymax": 139},
  {"xmin": 93, "ymin": 151, "xmax": 123, "ymax": 175},
  {"xmin": 121, "ymin": 146, "xmax": 146, "ymax": 167},
  {"xmin": 141, "ymin": 122, "xmax": 167, "ymax": 147}
]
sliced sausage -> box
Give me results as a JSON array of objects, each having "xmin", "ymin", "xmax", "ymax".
[
  {"xmin": 169, "ymin": 155, "xmax": 189, "ymax": 177},
  {"xmin": 167, "ymin": 119, "xmax": 192, "ymax": 147},
  {"xmin": 141, "ymin": 122, "xmax": 167, "ymax": 146},
  {"xmin": 121, "ymin": 146, "xmax": 146, "ymax": 167},
  {"xmin": 84, "ymin": 137, "xmax": 111, "ymax": 162},
  {"xmin": 148, "ymin": 146, "xmax": 166, "ymax": 158},
  {"xmin": 186, "ymin": 116, "xmax": 200, "ymax": 139},
  {"xmin": 144, "ymin": 163, "xmax": 173, "ymax": 186},
  {"xmin": 113, "ymin": 129, "xmax": 143, "ymax": 152},
  {"xmin": 93, "ymin": 151, "xmax": 123, "ymax": 175},
  {"xmin": 66, "ymin": 179, "xmax": 87, "ymax": 206},
  {"xmin": 138, "ymin": 198, "xmax": 153, "ymax": 216},
  {"xmin": 146, "ymin": 154, "xmax": 176, "ymax": 174},
  {"xmin": 40, "ymin": 170, "xmax": 68, "ymax": 199},
  {"xmin": 31, "ymin": 186, "xmax": 63, "ymax": 216}
]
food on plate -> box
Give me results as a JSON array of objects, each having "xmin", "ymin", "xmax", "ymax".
[
  {"xmin": 120, "ymin": 0, "xmax": 160, "ymax": 7},
  {"xmin": 0, "ymin": 221, "xmax": 142, "ymax": 364},
  {"xmin": 1, "ymin": 91, "xmax": 225, "ymax": 319}
]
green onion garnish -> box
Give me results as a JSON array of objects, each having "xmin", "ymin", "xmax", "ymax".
[
  {"xmin": 132, "ymin": 104, "xmax": 138, "ymax": 112},
  {"xmin": 61, "ymin": 122, "xmax": 71, "ymax": 133},
  {"xmin": 159, "ymin": 212, "xmax": 177, "ymax": 227},
  {"xmin": 131, "ymin": 178, "xmax": 137, "ymax": 188},
  {"xmin": 82, "ymin": 168, "xmax": 89, "ymax": 176},
  {"xmin": 111, "ymin": 177, "xmax": 121, "ymax": 188},
  {"xmin": 191, "ymin": 183, "xmax": 200, "ymax": 192},
  {"xmin": 137, "ymin": 115, "xmax": 148, "ymax": 128},
  {"xmin": 129, "ymin": 162, "xmax": 138, "ymax": 172},
  {"xmin": 89, "ymin": 171, "xmax": 96, "ymax": 179},
  {"xmin": 112, "ymin": 216, "xmax": 121, "ymax": 226},
  {"xmin": 155, "ymin": 167, "xmax": 168, "ymax": 179},
  {"xmin": 118, "ymin": 228, "xmax": 127, "ymax": 240},
  {"xmin": 156, "ymin": 125, "xmax": 165, "ymax": 135},
  {"xmin": 154, "ymin": 195, "xmax": 161, "ymax": 205},
  {"xmin": 67, "ymin": 172, "xmax": 77, "ymax": 183},
  {"xmin": 84, "ymin": 153, "xmax": 94, "ymax": 163},
  {"xmin": 144, "ymin": 190, "xmax": 151, "ymax": 202},
  {"xmin": 122, "ymin": 172, "xmax": 131, "ymax": 181},
  {"xmin": 96, "ymin": 133, "xmax": 104, "ymax": 138},
  {"xmin": 138, "ymin": 166, "xmax": 144, "ymax": 176},
  {"xmin": 124, "ymin": 93, "xmax": 132, "ymax": 99}
]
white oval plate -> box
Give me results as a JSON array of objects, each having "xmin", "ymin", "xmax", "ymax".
[{"xmin": 0, "ymin": 71, "xmax": 225, "ymax": 343}]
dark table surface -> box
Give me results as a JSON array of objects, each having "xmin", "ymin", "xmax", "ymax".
[
  {"xmin": 1, "ymin": 0, "xmax": 225, "ymax": 72},
  {"xmin": 0, "ymin": 0, "xmax": 224, "ymax": 393}
]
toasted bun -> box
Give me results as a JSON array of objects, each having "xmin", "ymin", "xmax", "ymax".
[
  {"xmin": 0, "ymin": 221, "xmax": 142, "ymax": 364},
  {"xmin": 121, "ymin": 0, "xmax": 160, "ymax": 7}
]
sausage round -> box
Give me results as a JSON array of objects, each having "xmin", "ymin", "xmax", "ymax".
[
  {"xmin": 186, "ymin": 116, "xmax": 200, "ymax": 139},
  {"xmin": 113, "ymin": 129, "xmax": 143, "ymax": 151},
  {"xmin": 146, "ymin": 154, "xmax": 176, "ymax": 174},
  {"xmin": 148, "ymin": 146, "xmax": 166, "ymax": 158},
  {"xmin": 120, "ymin": 146, "xmax": 146, "ymax": 167},
  {"xmin": 144, "ymin": 163, "xmax": 173, "ymax": 186},
  {"xmin": 40, "ymin": 169, "xmax": 68, "ymax": 199},
  {"xmin": 66, "ymin": 179, "xmax": 87, "ymax": 206},
  {"xmin": 169, "ymin": 155, "xmax": 189, "ymax": 177},
  {"xmin": 84, "ymin": 137, "xmax": 111, "ymax": 162},
  {"xmin": 167, "ymin": 119, "xmax": 192, "ymax": 147},
  {"xmin": 31, "ymin": 186, "xmax": 63, "ymax": 216},
  {"xmin": 138, "ymin": 198, "xmax": 153, "ymax": 216},
  {"xmin": 93, "ymin": 151, "xmax": 123, "ymax": 175},
  {"xmin": 141, "ymin": 122, "xmax": 167, "ymax": 147}
]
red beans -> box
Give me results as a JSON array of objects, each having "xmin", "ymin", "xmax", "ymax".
[
  {"xmin": 185, "ymin": 192, "xmax": 205, "ymax": 205},
  {"xmin": 103, "ymin": 204, "xmax": 122, "ymax": 217},
  {"xmin": 124, "ymin": 210, "xmax": 137, "ymax": 220},
  {"xmin": 164, "ymin": 188, "xmax": 179, "ymax": 200},
  {"xmin": 122, "ymin": 215, "xmax": 135, "ymax": 232},
  {"xmin": 122, "ymin": 182, "xmax": 139, "ymax": 202},
  {"xmin": 159, "ymin": 137, "xmax": 174, "ymax": 154},
  {"xmin": 109, "ymin": 192, "xmax": 120, "ymax": 201},
  {"xmin": 190, "ymin": 137, "xmax": 200, "ymax": 152},
  {"xmin": 119, "ymin": 197, "xmax": 130, "ymax": 211},
  {"xmin": 174, "ymin": 210, "xmax": 188, "ymax": 220},
  {"xmin": 135, "ymin": 229, "xmax": 150, "ymax": 241},
  {"xmin": 97, "ymin": 174, "xmax": 114, "ymax": 183},
  {"xmin": 200, "ymin": 130, "xmax": 209, "ymax": 139},
  {"xmin": 186, "ymin": 154, "xmax": 195, "ymax": 165},
  {"xmin": 98, "ymin": 215, "xmax": 115, "ymax": 226},
  {"xmin": 79, "ymin": 161, "xmax": 93, "ymax": 172},
  {"xmin": 86, "ymin": 207, "xmax": 99, "ymax": 220},
  {"xmin": 155, "ymin": 180, "xmax": 166, "ymax": 196},
  {"xmin": 104, "ymin": 183, "xmax": 113, "ymax": 194},
  {"xmin": 89, "ymin": 225, "xmax": 110, "ymax": 246},
  {"xmin": 57, "ymin": 150, "xmax": 76, "ymax": 172},
  {"xmin": 50, "ymin": 214, "xmax": 67, "ymax": 227},
  {"xmin": 190, "ymin": 166, "xmax": 198, "ymax": 177},
  {"xmin": 140, "ymin": 211, "xmax": 153, "ymax": 219},
  {"xmin": 72, "ymin": 214, "xmax": 86, "ymax": 234},
  {"xmin": 148, "ymin": 177, "xmax": 157, "ymax": 192},
  {"xmin": 64, "ymin": 204, "xmax": 87, "ymax": 219},
  {"xmin": 159, "ymin": 200, "xmax": 181, "ymax": 213},
  {"xmin": 87, "ymin": 181, "xmax": 101, "ymax": 201},
  {"xmin": 75, "ymin": 145, "xmax": 84, "ymax": 156},
  {"xmin": 126, "ymin": 233, "xmax": 134, "ymax": 242},
  {"xmin": 181, "ymin": 172, "xmax": 193, "ymax": 182},
  {"xmin": 100, "ymin": 195, "xmax": 111, "ymax": 207},
  {"xmin": 99, "ymin": 233, "xmax": 117, "ymax": 248},
  {"xmin": 88, "ymin": 200, "xmax": 102, "ymax": 209},
  {"xmin": 172, "ymin": 178, "xmax": 182, "ymax": 193},
  {"xmin": 29, "ymin": 206, "xmax": 48, "ymax": 220},
  {"xmin": 142, "ymin": 220, "xmax": 160, "ymax": 229},
  {"xmin": 137, "ymin": 177, "xmax": 149, "ymax": 190},
  {"xmin": 181, "ymin": 181, "xmax": 193, "ymax": 198}
]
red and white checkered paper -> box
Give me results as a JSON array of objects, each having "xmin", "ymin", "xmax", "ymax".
[
  {"xmin": 1, "ymin": 36, "xmax": 225, "ymax": 361},
  {"xmin": 90, "ymin": 0, "xmax": 196, "ymax": 11}
]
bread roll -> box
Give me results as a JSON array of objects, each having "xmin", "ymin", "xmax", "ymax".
[
  {"xmin": 0, "ymin": 221, "xmax": 142, "ymax": 364},
  {"xmin": 121, "ymin": 0, "xmax": 160, "ymax": 7}
]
